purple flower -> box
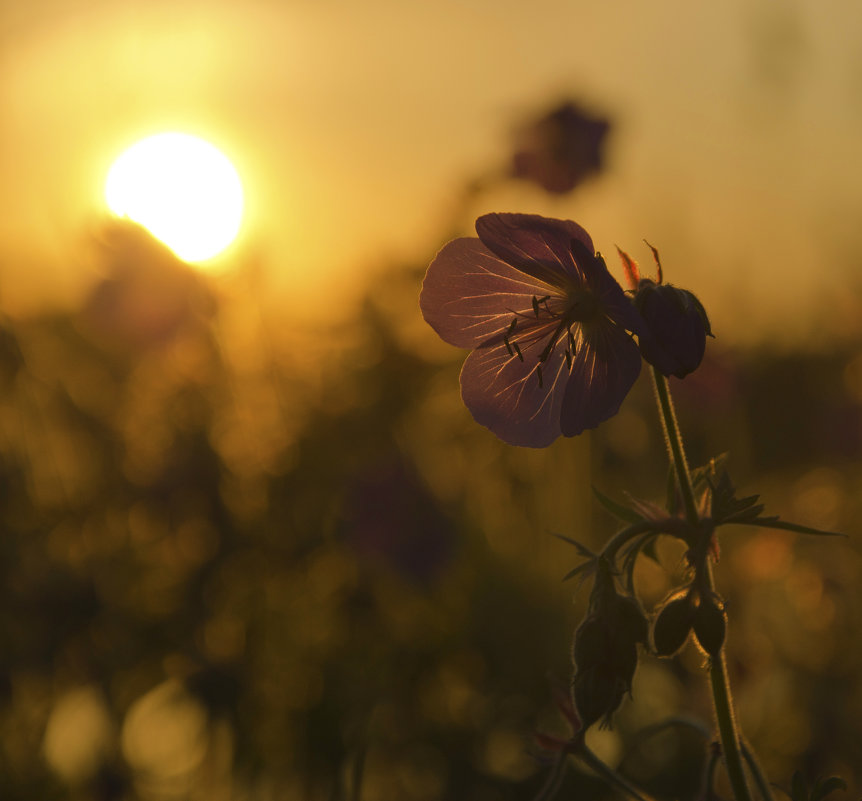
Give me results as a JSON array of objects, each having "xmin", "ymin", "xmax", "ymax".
[
  {"xmin": 511, "ymin": 101, "xmax": 610, "ymax": 195},
  {"xmin": 420, "ymin": 213, "xmax": 646, "ymax": 447}
]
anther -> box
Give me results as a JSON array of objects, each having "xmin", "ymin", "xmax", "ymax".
[
  {"xmin": 513, "ymin": 342, "xmax": 524, "ymax": 361},
  {"xmin": 537, "ymin": 365, "xmax": 544, "ymax": 388}
]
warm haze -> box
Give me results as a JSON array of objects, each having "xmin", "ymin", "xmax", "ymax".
[{"xmin": 1, "ymin": 0, "xmax": 862, "ymax": 338}]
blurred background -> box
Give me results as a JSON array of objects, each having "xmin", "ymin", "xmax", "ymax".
[{"xmin": 2, "ymin": 0, "xmax": 862, "ymax": 798}]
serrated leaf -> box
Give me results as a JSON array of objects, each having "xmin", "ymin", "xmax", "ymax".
[
  {"xmin": 625, "ymin": 493, "xmax": 669, "ymax": 522},
  {"xmin": 811, "ymin": 776, "xmax": 848, "ymax": 801},
  {"xmin": 690, "ymin": 454, "xmax": 729, "ymax": 492},
  {"xmin": 720, "ymin": 504, "xmax": 766, "ymax": 523},
  {"xmin": 551, "ymin": 532, "xmax": 598, "ymax": 558},
  {"xmin": 740, "ymin": 518, "xmax": 847, "ymax": 538},
  {"xmin": 561, "ymin": 561, "xmax": 596, "ymax": 587},
  {"xmin": 593, "ymin": 487, "xmax": 644, "ymax": 525}
]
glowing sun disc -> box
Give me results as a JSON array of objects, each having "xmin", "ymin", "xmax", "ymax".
[{"xmin": 105, "ymin": 132, "xmax": 244, "ymax": 263}]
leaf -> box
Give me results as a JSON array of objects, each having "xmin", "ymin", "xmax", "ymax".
[
  {"xmin": 624, "ymin": 493, "xmax": 668, "ymax": 522},
  {"xmin": 738, "ymin": 518, "xmax": 846, "ymax": 538},
  {"xmin": 561, "ymin": 561, "xmax": 597, "ymax": 586},
  {"xmin": 708, "ymin": 470, "xmax": 765, "ymax": 524},
  {"xmin": 690, "ymin": 453, "xmax": 729, "ymax": 492},
  {"xmin": 698, "ymin": 464, "xmax": 847, "ymax": 538},
  {"xmin": 593, "ymin": 486, "xmax": 644, "ymax": 525},
  {"xmin": 551, "ymin": 532, "xmax": 598, "ymax": 558},
  {"xmin": 811, "ymin": 777, "xmax": 848, "ymax": 801},
  {"xmin": 552, "ymin": 533, "xmax": 600, "ymax": 587}
]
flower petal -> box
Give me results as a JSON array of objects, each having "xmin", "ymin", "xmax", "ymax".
[
  {"xmin": 476, "ymin": 213, "xmax": 594, "ymax": 285},
  {"xmin": 420, "ymin": 238, "xmax": 558, "ymax": 348},
  {"xmin": 560, "ymin": 324, "xmax": 641, "ymax": 436},
  {"xmin": 583, "ymin": 253, "xmax": 647, "ymax": 337},
  {"xmin": 459, "ymin": 322, "xmax": 571, "ymax": 447}
]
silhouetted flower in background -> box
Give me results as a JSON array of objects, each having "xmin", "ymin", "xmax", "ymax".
[
  {"xmin": 420, "ymin": 213, "xmax": 646, "ymax": 447},
  {"xmin": 341, "ymin": 456, "xmax": 455, "ymax": 584},
  {"xmin": 511, "ymin": 101, "xmax": 611, "ymax": 194}
]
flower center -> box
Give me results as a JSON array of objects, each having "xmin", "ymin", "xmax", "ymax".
[
  {"xmin": 502, "ymin": 288, "xmax": 604, "ymax": 389},
  {"xmin": 563, "ymin": 288, "xmax": 600, "ymax": 325}
]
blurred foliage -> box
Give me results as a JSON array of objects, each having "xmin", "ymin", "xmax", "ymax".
[{"xmin": 0, "ymin": 219, "xmax": 860, "ymax": 801}]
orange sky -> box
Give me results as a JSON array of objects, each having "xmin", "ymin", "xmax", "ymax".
[{"xmin": 2, "ymin": 0, "xmax": 862, "ymax": 346}]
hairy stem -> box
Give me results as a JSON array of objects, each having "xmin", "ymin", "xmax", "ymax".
[
  {"xmin": 576, "ymin": 746, "xmax": 658, "ymax": 801},
  {"xmin": 650, "ymin": 368, "xmax": 753, "ymax": 801}
]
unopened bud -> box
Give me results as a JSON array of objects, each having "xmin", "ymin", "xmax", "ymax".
[
  {"xmin": 652, "ymin": 594, "xmax": 695, "ymax": 657},
  {"xmin": 572, "ymin": 616, "xmax": 608, "ymax": 670},
  {"xmin": 572, "ymin": 666, "xmax": 626, "ymax": 729},
  {"xmin": 693, "ymin": 597, "xmax": 727, "ymax": 657},
  {"xmin": 635, "ymin": 282, "xmax": 712, "ymax": 378}
]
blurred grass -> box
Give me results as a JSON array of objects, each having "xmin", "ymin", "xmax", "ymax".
[{"xmin": 0, "ymin": 220, "xmax": 858, "ymax": 800}]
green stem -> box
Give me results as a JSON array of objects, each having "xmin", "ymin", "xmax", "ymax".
[
  {"xmin": 650, "ymin": 368, "xmax": 753, "ymax": 801},
  {"xmin": 651, "ymin": 368, "xmax": 699, "ymax": 524},
  {"xmin": 741, "ymin": 738, "xmax": 775, "ymax": 801},
  {"xmin": 576, "ymin": 746, "xmax": 659, "ymax": 801}
]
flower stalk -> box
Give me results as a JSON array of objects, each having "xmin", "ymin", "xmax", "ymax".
[
  {"xmin": 650, "ymin": 367, "xmax": 752, "ymax": 801},
  {"xmin": 577, "ymin": 745, "xmax": 659, "ymax": 801}
]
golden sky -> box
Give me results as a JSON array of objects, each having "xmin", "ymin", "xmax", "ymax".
[{"xmin": 2, "ymin": 0, "xmax": 862, "ymax": 345}]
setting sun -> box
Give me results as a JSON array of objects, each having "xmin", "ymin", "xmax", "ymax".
[{"xmin": 104, "ymin": 132, "xmax": 244, "ymax": 264}]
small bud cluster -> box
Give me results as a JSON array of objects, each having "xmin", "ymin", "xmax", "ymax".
[
  {"xmin": 652, "ymin": 588, "xmax": 727, "ymax": 658},
  {"xmin": 571, "ymin": 568, "xmax": 647, "ymax": 728}
]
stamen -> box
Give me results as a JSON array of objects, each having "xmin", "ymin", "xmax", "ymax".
[
  {"xmin": 502, "ymin": 318, "xmax": 518, "ymax": 357},
  {"xmin": 513, "ymin": 342, "xmax": 524, "ymax": 362},
  {"xmin": 565, "ymin": 349, "xmax": 572, "ymax": 370},
  {"xmin": 532, "ymin": 296, "xmax": 540, "ymax": 319}
]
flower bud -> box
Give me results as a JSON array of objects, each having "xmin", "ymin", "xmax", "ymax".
[
  {"xmin": 572, "ymin": 666, "xmax": 626, "ymax": 729},
  {"xmin": 634, "ymin": 281, "xmax": 712, "ymax": 378},
  {"xmin": 570, "ymin": 586, "xmax": 647, "ymax": 729},
  {"xmin": 652, "ymin": 594, "xmax": 695, "ymax": 656},
  {"xmin": 613, "ymin": 594, "xmax": 649, "ymax": 646},
  {"xmin": 572, "ymin": 616, "xmax": 608, "ymax": 670},
  {"xmin": 692, "ymin": 597, "xmax": 727, "ymax": 657}
]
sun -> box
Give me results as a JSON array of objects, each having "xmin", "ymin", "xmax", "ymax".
[{"xmin": 105, "ymin": 132, "xmax": 244, "ymax": 264}]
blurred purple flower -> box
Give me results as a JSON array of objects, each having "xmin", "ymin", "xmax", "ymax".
[
  {"xmin": 342, "ymin": 458, "xmax": 455, "ymax": 585},
  {"xmin": 511, "ymin": 101, "xmax": 610, "ymax": 194},
  {"xmin": 420, "ymin": 213, "xmax": 646, "ymax": 447}
]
